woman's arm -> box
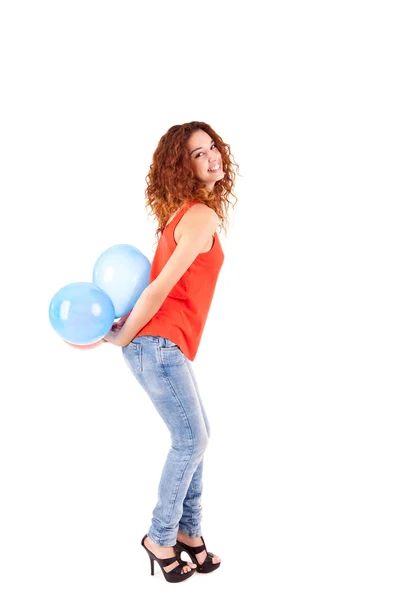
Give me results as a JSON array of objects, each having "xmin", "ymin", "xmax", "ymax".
[
  {"xmin": 104, "ymin": 285, "xmax": 165, "ymax": 346},
  {"xmin": 114, "ymin": 311, "xmax": 131, "ymax": 328},
  {"xmin": 105, "ymin": 204, "xmax": 219, "ymax": 347}
]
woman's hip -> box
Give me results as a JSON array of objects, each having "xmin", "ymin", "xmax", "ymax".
[{"xmin": 122, "ymin": 335, "xmax": 208, "ymax": 443}]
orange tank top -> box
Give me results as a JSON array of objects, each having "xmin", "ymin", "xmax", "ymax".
[{"xmin": 135, "ymin": 200, "xmax": 225, "ymax": 360}]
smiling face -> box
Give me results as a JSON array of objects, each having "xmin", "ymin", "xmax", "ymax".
[{"xmin": 187, "ymin": 129, "xmax": 225, "ymax": 190}]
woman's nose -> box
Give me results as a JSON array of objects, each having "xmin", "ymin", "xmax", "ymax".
[{"xmin": 208, "ymin": 149, "xmax": 219, "ymax": 160}]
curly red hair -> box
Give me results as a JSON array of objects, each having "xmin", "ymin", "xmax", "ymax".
[{"xmin": 144, "ymin": 121, "xmax": 239, "ymax": 239}]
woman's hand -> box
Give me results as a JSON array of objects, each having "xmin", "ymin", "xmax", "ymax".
[
  {"xmin": 103, "ymin": 329, "xmax": 122, "ymax": 346},
  {"xmin": 115, "ymin": 312, "xmax": 131, "ymax": 329},
  {"xmin": 103, "ymin": 313, "xmax": 131, "ymax": 345},
  {"xmin": 111, "ymin": 320, "xmax": 125, "ymax": 333}
]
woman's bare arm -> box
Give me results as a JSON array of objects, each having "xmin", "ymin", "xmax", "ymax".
[{"xmin": 104, "ymin": 204, "xmax": 219, "ymax": 346}]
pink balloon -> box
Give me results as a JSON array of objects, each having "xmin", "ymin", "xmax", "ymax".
[{"xmin": 64, "ymin": 339, "xmax": 105, "ymax": 350}]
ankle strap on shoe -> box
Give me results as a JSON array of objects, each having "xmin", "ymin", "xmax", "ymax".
[
  {"xmin": 158, "ymin": 555, "xmax": 181, "ymax": 567},
  {"xmin": 180, "ymin": 540, "xmax": 205, "ymax": 553}
]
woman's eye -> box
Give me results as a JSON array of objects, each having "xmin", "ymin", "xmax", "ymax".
[{"xmin": 195, "ymin": 145, "xmax": 216, "ymax": 158}]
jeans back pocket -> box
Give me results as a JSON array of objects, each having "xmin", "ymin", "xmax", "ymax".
[
  {"xmin": 160, "ymin": 339, "xmax": 185, "ymax": 367},
  {"xmin": 122, "ymin": 342, "xmax": 143, "ymax": 373}
]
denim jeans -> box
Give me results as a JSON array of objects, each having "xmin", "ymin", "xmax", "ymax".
[{"xmin": 121, "ymin": 335, "xmax": 210, "ymax": 547}]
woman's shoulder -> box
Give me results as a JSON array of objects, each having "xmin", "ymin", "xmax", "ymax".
[
  {"xmin": 177, "ymin": 202, "xmax": 219, "ymax": 237},
  {"xmin": 185, "ymin": 200, "xmax": 218, "ymax": 217},
  {"xmin": 165, "ymin": 200, "xmax": 200, "ymax": 223},
  {"xmin": 183, "ymin": 200, "xmax": 218, "ymax": 220},
  {"xmin": 164, "ymin": 201, "xmax": 218, "ymax": 233}
]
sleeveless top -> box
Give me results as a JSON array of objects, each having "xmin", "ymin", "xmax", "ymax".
[{"xmin": 135, "ymin": 200, "xmax": 225, "ymax": 360}]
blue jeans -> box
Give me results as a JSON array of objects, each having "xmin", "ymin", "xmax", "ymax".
[{"xmin": 121, "ymin": 335, "xmax": 210, "ymax": 547}]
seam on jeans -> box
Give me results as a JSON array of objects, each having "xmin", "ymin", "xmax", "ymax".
[
  {"xmin": 183, "ymin": 361, "xmax": 210, "ymax": 439},
  {"xmin": 190, "ymin": 484, "xmax": 200, "ymax": 532},
  {"xmin": 183, "ymin": 361, "xmax": 209, "ymax": 531},
  {"xmin": 159, "ymin": 361, "xmax": 195, "ymax": 527},
  {"xmin": 138, "ymin": 344, "xmax": 143, "ymax": 372}
]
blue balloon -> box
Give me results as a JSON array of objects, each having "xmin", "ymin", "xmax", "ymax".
[
  {"xmin": 49, "ymin": 282, "xmax": 115, "ymax": 345},
  {"xmin": 92, "ymin": 244, "xmax": 151, "ymax": 318}
]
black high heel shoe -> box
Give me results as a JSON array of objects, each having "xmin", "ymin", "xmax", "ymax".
[
  {"xmin": 141, "ymin": 535, "xmax": 196, "ymax": 583},
  {"xmin": 175, "ymin": 536, "xmax": 221, "ymax": 574}
]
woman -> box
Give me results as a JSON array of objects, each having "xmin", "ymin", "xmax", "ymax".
[{"xmin": 104, "ymin": 121, "xmax": 238, "ymax": 583}]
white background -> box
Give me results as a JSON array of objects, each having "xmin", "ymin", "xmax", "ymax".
[{"xmin": 1, "ymin": 1, "xmax": 399, "ymax": 598}]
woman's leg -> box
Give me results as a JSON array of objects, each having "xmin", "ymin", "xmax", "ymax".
[
  {"xmin": 176, "ymin": 360, "xmax": 221, "ymax": 567},
  {"xmin": 178, "ymin": 359, "xmax": 211, "ymax": 537},
  {"xmin": 122, "ymin": 336, "xmax": 209, "ymax": 547}
]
